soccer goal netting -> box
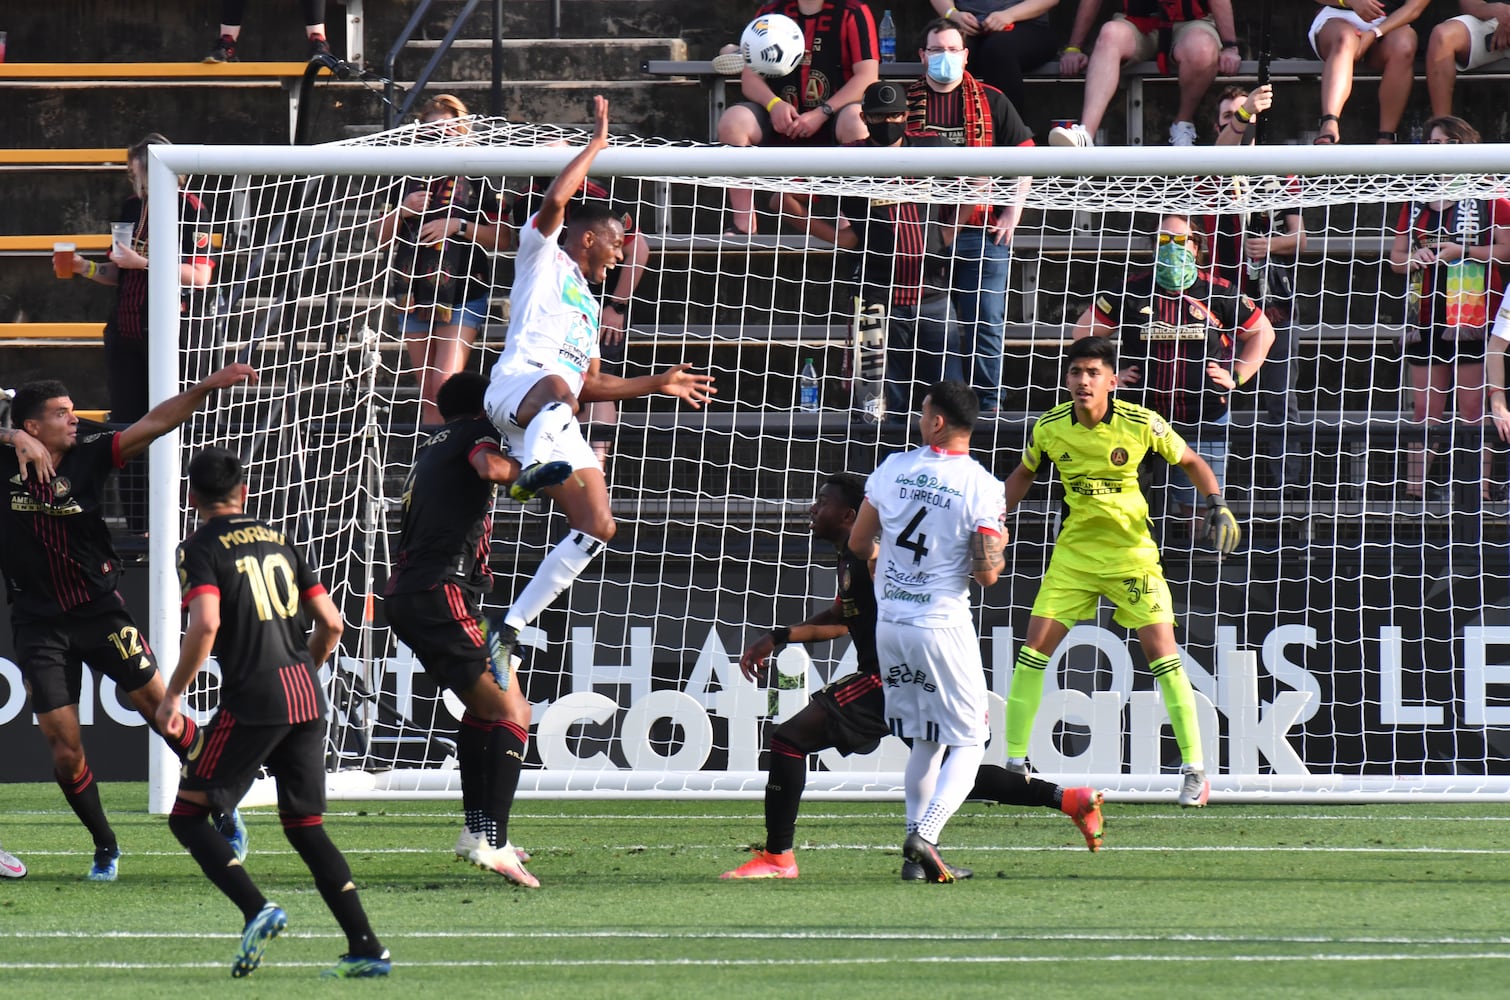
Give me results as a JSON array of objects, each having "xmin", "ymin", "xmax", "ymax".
[{"xmin": 142, "ymin": 121, "xmax": 1510, "ymax": 808}]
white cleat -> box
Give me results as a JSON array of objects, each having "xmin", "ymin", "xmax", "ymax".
[{"xmin": 1178, "ymin": 767, "xmax": 1210, "ymax": 808}]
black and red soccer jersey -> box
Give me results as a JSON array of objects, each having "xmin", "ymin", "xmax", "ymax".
[
  {"xmin": 1395, "ymin": 197, "xmax": 1510, "ymax": 333},
  {"xmin": 756, "ymin": 0, "xmax": 878, "ymax": 111},
  {"xmin": 178, "ymin": 514, "xmax": 328, "ymax": 725},
  {"xmin": 107, "ymin": 191, "xmax": 213, "ymax": 342},
  {"xmin": 1093, "ymin": 270, "xmax": 1264, "ymax": 424},
  {"xmin": 0, "ymin": 429, "xmax": 128, "ymax": 620},
  {"xmin": 835, "ymin": 546, "xmax": 879, "ymax": 676},
  {"xmin": 384, "ymin": 417, "xmax": 504, "ymax": 596},
  {"xmin": 911, "ymin": 81, "xmax": 1033, "ymax": 151}
]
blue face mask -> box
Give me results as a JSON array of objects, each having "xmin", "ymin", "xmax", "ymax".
[
  {"xmin": 1153, "ymin": 240, "xmax": 1198, "ymax": 291},
  {"xmin": 926, "ymin": 51, "xmax": 965, "ymax": 85}
]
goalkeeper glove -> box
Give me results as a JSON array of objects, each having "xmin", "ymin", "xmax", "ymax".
[{"xmin": 1203, "ymin": 494, "xmax": 1241, "ymax": 555}]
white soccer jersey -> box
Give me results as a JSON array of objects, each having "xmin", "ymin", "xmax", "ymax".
[
  {"xmin": 865, "ymin": 446, "xmax": 1006, "ymax": 628},
  {"xmin": 1493, "ymin": 281, "xmax": 1510, "ymax": 342},
  {"xmin": 490, "ymin": 212, "xmax": 600, "ymax": 395}
]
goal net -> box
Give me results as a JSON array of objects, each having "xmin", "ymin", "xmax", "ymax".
[{"xmin": 144, "ymin": 125, "xmax": 1510, "ymax": 805}]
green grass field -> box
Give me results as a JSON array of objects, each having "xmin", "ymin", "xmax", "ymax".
[{"xmin": 2, "ymin": 782, "xmax": 1508, "ymax": 998}]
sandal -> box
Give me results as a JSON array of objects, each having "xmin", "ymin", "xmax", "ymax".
[
  {"xmin": 1314, "ymin": 114, "xmax": 1340, "ymax": 145},
  {"xmin": 1376, "ymin": 130, "xmax": 1397, "ymax": 144}
]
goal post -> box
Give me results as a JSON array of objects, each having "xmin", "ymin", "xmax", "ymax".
[{"xmin": 145, "ymin": 132, "xmax": 1510, "ymax": 810}]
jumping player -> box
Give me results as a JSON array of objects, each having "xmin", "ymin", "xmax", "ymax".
[
  {"xmin": 1001, "ymin": 336, "xmax": 1241, "ymax": 807},
  {"xmin": 0, "ymin": 364, "xmax": 256, "ymax": 880},
  {"xmin": 482, "ymin": 95, "xmax": 715, "ymax": 669},
  {"xmin": 157, "ymin": 447, "xmax": 389, "ymax": 979},
  {"xmin": 384, "ymin": 372, "xmax": 569, "ymax": 888}
]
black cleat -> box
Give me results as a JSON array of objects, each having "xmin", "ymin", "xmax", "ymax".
[
  {"xmin": 901, "ymin": 858, "xmax": 973, "ymax": 881},
  {"xmin": 902, "ymin": 833, "xmax": 956, "ymax": 884}
]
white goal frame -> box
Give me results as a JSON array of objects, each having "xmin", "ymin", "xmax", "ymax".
[{"xmin": 144, "ymin": 141, "xmax": 1510, "ymax": 811}]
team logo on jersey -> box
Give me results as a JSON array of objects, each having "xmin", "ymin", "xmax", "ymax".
[
  {"xmin": 1058, "ymin": 451, "xmax": 1071, "ymax": 462},
  {"xmin": 840, "ymin": 562, "xmax": 852, "ymax": 592},
  {"xmin": 1150, "ymin": 416, "xmax": 1168, "ymax": 438},
  {"xmin": 1241, "ymin": 295, "xmax": 1258, "ymax": 312},
  {"xmin": 193, "ymin": 232, "xmax": 212, "ymax": 250},
  {"xmin": 51, "ymin": 476, "xmax": 72, "ymax": 498},
  {"xmin": 1109, "ymin": 447, "xmax": 1128, "ymax": 466},
  {"xmin": 1187, "ymin": 302, "xmax": 1209, "ymax": 322}
]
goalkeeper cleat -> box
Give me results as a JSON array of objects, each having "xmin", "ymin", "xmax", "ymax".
[
  {"xmin": 1178, "ymin": 767, "xmax": 1210, "ymax": 808},
  {"xmin": 482, "ymin": 616, "xmax": 522, "ymax": 689},
  {"xmin": 1061, "ymin": 786, "xmax": 1105, "ymax": 852},
  {"xmin": 455, "ymin": 826, "xmax": 487, "ymax": 861},
  {"xmin": 720, "ymin": 849, "xmax": 798, "ymax": 880},
  {"xmin": 87, "ymin": 845, "xmax": 119, "ymax": 882},
  {"xmin": 0, "ymin": 843, "xmax": 26, "ymax": 878},
  {"xmin": 215, "ymin": 808, "xmax": 249, "ymax": 863},
  {"xmin": 321, "ymin": 950, "xmax": 392, "ymax": 979},
  {"xmin": 505, "ymin": 840, "xmax": 531, "ymax": 864},
  {"xmin": 1003, "ymin": 758, "xmax": 1030, "ymax": 777},
  {"xmin": 508, "ymin": 460, "xmax": 573, "ymax": 503},
  {"xmin": 487, "ymin": 843, "xmax": 540, "ymax": 888},
  {"xmin": 231, "ymin": 902, "xmax": 287, "ymax": 978},
  {"xmin": 901, "ymin": 859, "xmax": 973, "ymax": 881},
  {"xmin": 902, "ymin": 833, "xmax": 956, "ymax": 884}
]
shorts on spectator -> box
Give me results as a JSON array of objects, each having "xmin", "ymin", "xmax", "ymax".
[
  {"xmin": 1117, "ymin": 13, "xmax": 1218, "ymax": 63},
  {"xmin": 735, "ymin": 101, "xmax": 842, "ymax": 147},
  {"xmin": 1448, "ymin": 15, "xmax": 1510, "ymax": 72},
  {"xmin": 1309, "ymin": 7, "xmax": 1384, "ymax": 57},
  {"xmin": 394, "ymin": 292, "xmax": 492, "ymax": 335}
]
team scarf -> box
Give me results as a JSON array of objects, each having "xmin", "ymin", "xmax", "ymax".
[{"xmin": 905, "ymin": 71, "xmax": 994, "ymax": 148}]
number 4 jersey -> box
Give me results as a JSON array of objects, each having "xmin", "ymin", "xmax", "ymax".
[
  {"xmin": 177, "ymin": 514, "xmax": 328, "ymax": 724},
  {"xmin": 865, "ymin": 446, "xmax": 1006, "ymax": 628}
]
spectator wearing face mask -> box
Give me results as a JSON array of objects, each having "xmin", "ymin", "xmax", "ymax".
[
  {"xmin": 904, "ymin": 17, "xmax": 1035, "ymax": 416},
  {"xmin": 1071, "ymin": 213, "xmax": 1275, "ymax": 540}
]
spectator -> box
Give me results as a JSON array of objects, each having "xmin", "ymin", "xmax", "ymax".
[
  {"xmin": 1308, "ymin": 0, "xmax": 1430, "ymax": 144},
  {"xmin": 509, "ymin": 176, "xmax": 650, "ymax": 468},
  {"xmin": 716, "ymin": 1, "xmax": 878, "ymax": 236},
  {"xmin": 1072, "ymin": 213, "xmax": 1275, "ymax": 540},
  {"xmin": 1387, "ymin": 115, "xmax": 1510, "ymax": 502},
  {"xmin": 1049, "ymin": 0, "xmax": 1240, "ymax": 147},
  {"xmin": 782, "ymin": 81, "xmax": 958, "ymax": 418},
  {"xmin": 1426, "ymin": 2, "xmax": 1510, "ymax": 119},
  {"xmin": 204, "ymin": 0, "xmax": 332, "ymax": 62},
  {"xmin": 926, "ymin": 1, "xmax": 1062, "ymax": 113},
  {"xmin": 906, "ymin": 17, "xmax": 1034, "ymax": 414},
  {"xmin": 372, "ymin": 95, "xmax": 510, "ymax": 427},
  {"xmin": 58, "ymin": 132, "xmax": 214, "ymax": 533},
  {"xmin": 1208, "ymin": 84, "xmax": 1307, "ymax": 426}
]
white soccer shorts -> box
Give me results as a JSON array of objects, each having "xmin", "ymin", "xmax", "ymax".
[
  {"xmin": 875, "ymin": 619, "xmax": 988, "ymax": 746},
  {"xmin": 484, "ymin": 369, "xmax": 598, "ymax": 473}
]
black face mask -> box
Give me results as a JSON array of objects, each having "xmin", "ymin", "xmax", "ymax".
[{"xmin": 867, "ymin": 121, "xmax": 906, "ymax": 147}]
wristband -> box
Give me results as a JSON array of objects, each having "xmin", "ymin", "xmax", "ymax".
[
  {"xmin": 1062, "ymin": 45, "xmax": 1082, "ymax": 54},
  {"xmin": 1235, "ymin": 369, "xmax": 1248, "ymax": 387},
  {"xmin": 765, "ymin": 95, "xmax": 783, "ymax": 113},
  {"xmin": 945, "ymin": 6, "xmax": 956, "ymax": 16},
  {"xmin": 770, "ymin": 626, "xmax": 792, "ymax": 647},
  {"xmin": 1235, "ymin": 105, "xmax": 1253, "ymax": 123},
  {"xmin": 605, "ymin": 296, "xmax": 629, "ymax": 310},
  {"xmin": 1373, "ymin": 25, "xmax": 1384, "ymax": 39},
  {"xmin": 1221, "ymin": 41, "xmax": 1238, "ymax": 50},
  {"xmin": 1337, "ymin": 0, "xmax": 1349, "ymax": 7},
  {"xmin": 85, "ymin": 260, "xmax": 99, "ymax": 279},
  {"xmin": 457, "ymin": 220, "xmax": 469, "ymax": 240}
]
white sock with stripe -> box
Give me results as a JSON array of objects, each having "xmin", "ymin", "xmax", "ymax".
[
  {"xmin": 916, "ymin": 742, "xmax": 985, "ymax": 844},
  {"xmin": 504, "ymin": 530, "xmax": 607, "ymax": 631},
  {"xmin": 522, "ymin": 401, "xmax": 577, "ymax": 467}
]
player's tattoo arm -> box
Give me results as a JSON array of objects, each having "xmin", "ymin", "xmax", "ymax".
[{"xmin": 970, "ymin": 530, "xmax": 1006, "ymax": 579}]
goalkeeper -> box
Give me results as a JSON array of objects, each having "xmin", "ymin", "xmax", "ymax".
[{"xmin": 1000, "ymin": 336, "xmax": 1240, "ymax": 809}]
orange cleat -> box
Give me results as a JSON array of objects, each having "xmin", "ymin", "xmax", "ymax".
[
  {"xmin": 1061, "ymin": 786, "xmax": 1105, "ymax": 852},
  {"xmin": 720, "ymin": 849, "xmax": 798, "ymax": 880}
]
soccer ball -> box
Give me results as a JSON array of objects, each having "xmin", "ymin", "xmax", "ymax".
[{"xmin": 740, "ymin": 13, "xmax": 806, "ymax": 78}]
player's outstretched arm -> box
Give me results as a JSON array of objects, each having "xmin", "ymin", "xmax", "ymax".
[
  {"xmin": 739, "ymin": 607, "xmax": 849, "ymax": 683},
  {"xmin": 304, "ymin": 590, "xmax": 345, "ymax": 666},
  {"xmin": 470, "ymin": 446, "xmax": 524, "ymax": 486},
  {"xmin": 118, "ymin": 363, "xmax": 258, "ymax": 462},
  {"xmin": 579, "ymin": 360, "xmax": 717, "ymax": 407},
  {"xmin": 536, "ymin": 95, "xmax": 611, "ymax": 237},
  {"xmin": 159, "ymin": 591, "xmax": 221, "ymax": 738}
]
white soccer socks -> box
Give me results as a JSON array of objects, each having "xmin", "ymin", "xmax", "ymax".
[
  {"xmin": 916, "ymin": 742, "xmax": 985, "ymax": 845},
  {"xmin": 504, "ymin": 530, "xmax": 608, "ymax": 631},
  {"xmin": 522, "ymin": 401, "xmax": 578, "ymax": 468}
]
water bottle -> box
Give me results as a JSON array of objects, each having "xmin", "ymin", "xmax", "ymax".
[
  {"xmin": 799, "ymin": 358, "xmax": 821, "ymax": 412},
  {"xmin": 879, "ymin": 10, "xmax": 896, "ymax": 63}
]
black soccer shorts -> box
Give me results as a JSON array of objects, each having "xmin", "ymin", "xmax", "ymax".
[
  {"xmin": 806, "ymin": 670, "xmax": 889, "ymax": 756},
  {"xmin": 14, "ymin": 607, "xmax": 159, "ymax": 715},
  {"xmin": 178, "ymin": 713, "xmax": 328, "ymax": 819},
  {"xmin": 383, "ymin": 585, "xmax": 493, "ymax": 694}
]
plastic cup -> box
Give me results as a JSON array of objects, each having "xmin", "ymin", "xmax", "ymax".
[
  {"xmin": 53, "ymin": 242, "xmax": 76, "ymax": 279},
  {"xmin": 111, "ymin": 221, "xmax": 135, "ymax": 255}
]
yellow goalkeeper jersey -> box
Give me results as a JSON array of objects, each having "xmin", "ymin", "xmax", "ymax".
[{"xmin": 1021, "ymin": 398, "xmax": 1187, "ymax": 573}]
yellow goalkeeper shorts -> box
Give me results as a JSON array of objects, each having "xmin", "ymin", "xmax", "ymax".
[{"xmin": 1030, "ymin": 558, "xmax": 1177, "ymax": 630}]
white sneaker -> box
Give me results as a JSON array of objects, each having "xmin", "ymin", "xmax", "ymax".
[
  {"xmin": 710, "ymin": 50, "xmax": 747, "ymax": 75},
  {"xmin": 1178, "ymin": 766, "xmax": 1210, "ymax": 808},
  {"xmin": 1048, "ymin": 123, "xmax": 1093, "ymax": 147},
  {"xmin": 0, "ymin": 843, "xmax": 24, "ymax": 878},
  {"xmin": 1169, "ymin": 120, "xmax": 1198, "ymax": 146}
]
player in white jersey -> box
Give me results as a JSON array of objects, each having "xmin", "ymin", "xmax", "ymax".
[
  {"xmin": 482, "ymin": 97, "xmax": 716, "ymax": 668},
  {"xmin": 848, "ymin": 381, "xmax": 1006, "ymax": 882}
]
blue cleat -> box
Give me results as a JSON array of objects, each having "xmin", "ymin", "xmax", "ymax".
[
  {"xmin": 507, "ymin": 460, "xmax": 573, "ymax": 503},
  {"xmin": 232, "ymin": 902, "xmax": 287, "ymax": 978},
  {"xmin": 215, "ymin": 808, "xmax": 249, "ymax": 863},
  {"xmin": 482, "ymin": 616, "xmax": 521, "ymax": 689},
  {"xmin": 321, "ymin": 950, "xmax": 393, "ymax": 979},
  {"xmin": 87, "ymin": 845, "xmax": 119, "ymax": 882}
]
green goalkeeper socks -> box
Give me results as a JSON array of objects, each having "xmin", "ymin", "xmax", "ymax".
[
  {"xmin": 1151, "ymin": 654, "xmax": 1203, "ymax": 768},
  {"xmin": 1004, "ymin": 646, "xmax": 1052, "ymax": 759}
]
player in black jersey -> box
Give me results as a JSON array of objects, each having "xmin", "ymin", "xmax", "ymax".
[
  {"xmin": 157, "ymin": 447, "xmax": 389, "ymax": 979},
  {"xmin": 384, "ymin": 372, "xmax": 569, "ymax": 888},
  {"xmin": 720, "ymin": 475, "xmax": 1106, "ymax": 882},
  {"xmin": 0, "ymin": 363, "xmax": 256, "ymax": 880}
]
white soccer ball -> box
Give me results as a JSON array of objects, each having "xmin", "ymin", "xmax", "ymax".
[{"xmin": 740, "ymin": 13, "xmax": 806, "ymax": 78}]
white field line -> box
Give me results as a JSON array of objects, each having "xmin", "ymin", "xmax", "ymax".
[{"xmin": 15, "ymin": 844, "xmax": 1510, "ymax": 857}]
